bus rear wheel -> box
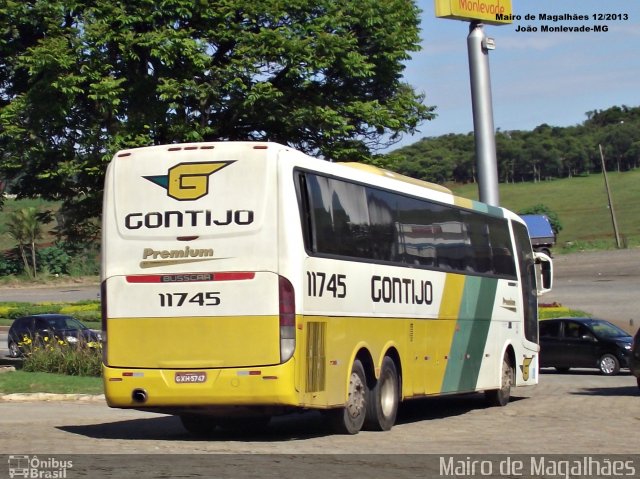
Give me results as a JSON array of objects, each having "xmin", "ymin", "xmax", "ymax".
[
  {"xmin": 328, "ymin": 359, "xmax": 368, "ymax": 434},
  {"xmin": 485, "ymin": 354, "xmax": 513, "ymax": 407},
  {"xmin": 364, "ymin": 356, "xmax": 399, "ymax": 431}
]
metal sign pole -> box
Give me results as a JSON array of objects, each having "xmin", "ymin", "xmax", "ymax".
[{"xmin": 467, "ymin": 21, "xmax": 500, "ymax": 206}]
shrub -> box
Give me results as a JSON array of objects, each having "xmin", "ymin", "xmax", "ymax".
[
  {"xmin": 7, "ymin": 304, "xmax": 63, "ymax": 319},
  {"xmin": 59, "ymin": 302, "xmax": 100, "ymax": 314},
  {"xmin": 19, "ymin": 335, "xmax": 102, "ymax": 377},
  {"xmin": 0, "ymin": 250, "xmax": 22, "ymax": 275},
  {"xmin": 1, "ymin": 300, "xmax": 100, "ymax": 320},
  {"xmin": 539, "ymin": 305, "xmax": 590, "ymax": 320},
  {"xmin": 67, "ymin": 255, "xmax": 100, "ymax": 276},
  {"xmin": 66, "ymin": 310, "xmax": 101, "ymax": 323},
  {"xmin": 37, "ymin": 246, "xmax": 72, "ymax": 275}
]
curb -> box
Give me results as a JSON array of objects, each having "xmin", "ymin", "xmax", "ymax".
[{"xmin": 0, "ymin": 393, "xmax": 105, "ymax": 402}]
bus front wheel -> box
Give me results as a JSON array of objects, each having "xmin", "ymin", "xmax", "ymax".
[
  {"xmin": 328, "ymin": 359, "xmax": 368, "ymax": 434},
  {"xmin": 485, "ymin": 354, "xmax": 513, "ymax": 407},
  {"xmin": 364, "ymin": 356, "xmax": 399, "ymax": 431}
]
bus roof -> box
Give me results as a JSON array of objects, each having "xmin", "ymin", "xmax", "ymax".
[{"xmin": 338, "ymin": 162, "xmax": 452, "ymax": 195}]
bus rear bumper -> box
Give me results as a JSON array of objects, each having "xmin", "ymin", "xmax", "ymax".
[{"xmin": 102, "ymin": 361, "xmax": 299, "ymax": 409}]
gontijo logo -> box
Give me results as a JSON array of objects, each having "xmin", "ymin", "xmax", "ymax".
[{"xmin": 144, "ymin": 161, "xmax": 234, "ymax": 201}]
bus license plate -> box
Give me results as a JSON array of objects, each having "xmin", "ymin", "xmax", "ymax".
[{"xmin": 175, "ymin": 371, "xmax": 207, "ymax": 384}]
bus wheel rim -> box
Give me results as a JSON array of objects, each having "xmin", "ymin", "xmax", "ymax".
[
  {"xmin": 347, "ymin": 371, "xmax": 366, "ymax": 418},
  {"xmin": 380, "ymin": 376, "xmax": 396, "ymax": 417}
]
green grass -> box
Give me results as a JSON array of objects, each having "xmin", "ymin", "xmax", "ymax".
[
  {"xmin": 539, "ymin": 306, "xmax": 590, "ymax": 319},
  {"xmin": 0, "ymin": 370, "xmax": 103, "ymax": 394},
  {"xmin": 447, "ymin": 169, "xmax": 640, "ymax": 251}
]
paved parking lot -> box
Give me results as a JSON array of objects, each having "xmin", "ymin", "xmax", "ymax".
[{"xmin": 0, "ymin": 371, "xmax": 638, "ymax": 455}]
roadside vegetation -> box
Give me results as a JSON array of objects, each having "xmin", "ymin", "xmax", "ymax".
[
  {"xmin": 538, "ymin": 303, "xmax": 589, "ymax": 320},
  {"xmin": 18, "ymin": 335, "xmax": 102, "ymax": 377}
]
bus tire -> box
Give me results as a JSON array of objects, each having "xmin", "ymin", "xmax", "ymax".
[
  {"xmin": 364, "ymin": 356, "xmax": 399, "ymax": 431},
  {"xmin": 328, "ymin": 359, "xmax": 368, "ymax": 434},
  {"xmin": 485, "ymin": 354, "xmax": 513, "ymax": 407},
  {"xmin": 179, "ymin": 414, "xmax": 218, "ymax": 437}
]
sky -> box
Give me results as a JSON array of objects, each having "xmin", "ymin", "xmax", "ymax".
[{"xmin": 387, "ymin": 0, "xmax": 640, "ymax": 151}]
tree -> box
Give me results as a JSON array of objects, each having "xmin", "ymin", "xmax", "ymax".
[
  {"xmin": 5, "ymin": 207, "xmax": 44, "ymax": 277},
  {"xmin": 0, "ymin": 0, "xmax": 434, "ymax": 238},
  {"xmin": 388, "ymin": 105, "xmax": 640, "ymax": 185}
]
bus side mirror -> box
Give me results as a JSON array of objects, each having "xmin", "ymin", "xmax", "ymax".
[{"xmin": 534, "ymin": 252, "xmax": 553, "ymax": 296}]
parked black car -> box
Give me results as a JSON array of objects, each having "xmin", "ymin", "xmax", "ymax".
[
  {"xmin": 8, "ymin": 314, "xmax": 101, "ymax": 358},
  {"xmin": 539, "ymin": 317, "xmax": 632, "ymax": 375},
  {"xmin": 630, "ymin": 328, "xmax": 640, "ymax": 389}
]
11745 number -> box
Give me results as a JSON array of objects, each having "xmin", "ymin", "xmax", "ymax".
[
  {"xmin": 306, "ymin": 271, "xmax": 346, "ymax": 298},
  {"xmin": 158, "ymin": 292, "xmax": 220, "ymax": 307}
]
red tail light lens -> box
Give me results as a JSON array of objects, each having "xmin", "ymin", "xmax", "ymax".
[{"xmin": 278, "ymin": 276, "xmax": 296, "ymax": 362}]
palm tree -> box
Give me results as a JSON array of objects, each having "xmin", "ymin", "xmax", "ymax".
[{"xmin": 6, "ymin": 207, "xmax": 43, "ymax": 277}]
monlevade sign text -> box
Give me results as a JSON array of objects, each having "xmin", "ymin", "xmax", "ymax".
[{"xmin": 434, "ymin": 0, "xmax": 513, "ymax": 25}]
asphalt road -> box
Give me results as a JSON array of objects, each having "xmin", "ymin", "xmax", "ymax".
[{"xmin": 0, "ymin": 283, "xmax": 99, "ymax": 303}]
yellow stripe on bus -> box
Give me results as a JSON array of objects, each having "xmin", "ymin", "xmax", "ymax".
[
  {"xmin": 425, "ymin": 274, "xmax": 466, "ymax": 394},
  {"xmin": 454, "ymin": 196, "xmax": 475, "ymax": 210}
]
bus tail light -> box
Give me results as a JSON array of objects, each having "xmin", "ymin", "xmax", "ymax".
[{"xmin": 278, "ymin": 275, "xmax": 296, "ymax": 363}]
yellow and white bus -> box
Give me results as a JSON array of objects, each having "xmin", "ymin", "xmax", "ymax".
[{"xmin": 101, "ymin": 142, "xmax": 552, "ymax": 435}]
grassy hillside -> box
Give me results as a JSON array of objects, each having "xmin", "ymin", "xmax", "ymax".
[{"xmin": 447, "ymin": 169, "xmax": 640, "ymax": 251}]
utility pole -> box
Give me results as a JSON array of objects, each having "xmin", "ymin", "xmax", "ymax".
[{"xmin": 599, "ymin": 144, "xmax": 622, "ymax": 248}]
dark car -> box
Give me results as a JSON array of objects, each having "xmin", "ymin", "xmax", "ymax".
[
  {"xmin": 539, "ymin": 317, "xmax": 632, "ymax": 375},
  {"xmin": 630, "ymin": 329, "xmax": 640, "ymax": 389},
  {"xmin": 7, "ymin": 314, "xmax": 101, "ymax": 358}
]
